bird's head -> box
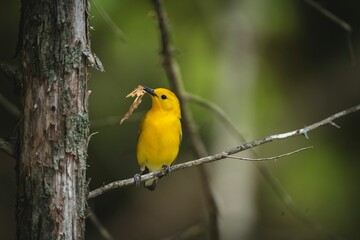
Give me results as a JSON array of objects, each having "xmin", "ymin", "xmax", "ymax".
[{"xmin": 142, "ymin": 86, "xmax": 181, "ymax": 118}]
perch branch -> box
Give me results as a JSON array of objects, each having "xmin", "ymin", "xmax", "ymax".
[{"xmin": 88, "ymin": 103, "xmax": 360, "ymax": 199}]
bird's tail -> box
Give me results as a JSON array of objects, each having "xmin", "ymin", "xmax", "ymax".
[{"xmin": 144, "ymin": 177, "xmax": 158, "ymax": 191}]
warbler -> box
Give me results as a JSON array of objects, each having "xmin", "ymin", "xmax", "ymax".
[{"xmin": 135, "ymin": 86, "xmax": 182, "ymax": 190}]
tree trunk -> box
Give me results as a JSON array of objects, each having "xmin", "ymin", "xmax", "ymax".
[{"xmin": 16, "ymin": 0, "xmax": 90, "ymax": 239}]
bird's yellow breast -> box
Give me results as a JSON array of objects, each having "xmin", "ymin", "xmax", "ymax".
[{"xmin": 137, "ymin": 109, "xmax": 182, "ymax": 171}]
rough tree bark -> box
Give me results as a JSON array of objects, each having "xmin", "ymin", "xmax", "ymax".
[{"xmin": 16, "ymin": 0, "xmax": 90, "ymax": 239}]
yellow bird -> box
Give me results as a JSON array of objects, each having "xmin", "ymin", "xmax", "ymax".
[{"xmin": 135, "ymin": 86, "xmax": 182, "ymax": 190}]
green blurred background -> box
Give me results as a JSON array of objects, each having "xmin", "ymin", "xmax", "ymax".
[{"xmin": 1, "ymin": 0, "xmax": 360, "ymax": 239}]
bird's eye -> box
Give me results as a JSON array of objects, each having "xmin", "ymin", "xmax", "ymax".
[{"xmin": 161, "ymin": 95, "xmax": 167, "ymax": 100}]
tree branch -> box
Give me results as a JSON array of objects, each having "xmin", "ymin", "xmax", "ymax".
[
  {"xmin": 0, "ymin": 137, "xmax": 15, "ymax": 158},
  {"xmin": 226, "ymin": 146, "xmax": 313, "ymax": 161},
  {"xmin": 304, "ymin": 0, "xmax": 356, "ymax": 65},
  {"xmin": 0, "ymin": 62, "xmax": 21, "ymax": 118},
  {"xmin": 159, "ymin": 223, "xmax": 205, "ymax": 240},
  {"xmin": 0, "ymin": 61, "xmax": 21, "ymax": 83},
  {"xmin": 91, "ymin": 0, "xmax": 126, "ymax": 42},
  {"xmin": 87, "ymin": 208, "xmax": 115, "ymax": 240},
  {"xmin": 88, "ymin": 103, "xmax": 360, "ymax": 199},
  {"xmin": 304, "ymin": 0, "xmax": 352, "ymax": 32},
  {"xmin": 0, "ymin": 93, "xmax": 20, "ymax": 117},
  {"xmin": 184, "ymin": 92, "xmax": 246, "ymax": 142},
  {"xmin": 151, "ymin": 0, "xmax": 219, "ymax": 238}
]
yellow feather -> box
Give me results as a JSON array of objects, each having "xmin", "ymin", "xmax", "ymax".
[{"xmin": 136, "ymin": 87, "xmax": 182, "ymax": 190}]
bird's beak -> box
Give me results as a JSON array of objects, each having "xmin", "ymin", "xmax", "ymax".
[{"xmin": 142, "ymin": 85, "xmax": 157, "ymax": 97}]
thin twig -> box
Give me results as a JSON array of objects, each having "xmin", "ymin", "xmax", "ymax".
[
  {"xmin": 151, "ymin": 0, "xmax": 219, "ymax": 238},
  {"xmin": 0, "ymin": 62, "xmax": 21, "ymax": 83},
  {"xmin": 88, "ymin": 103, "xmax": 360, "ymax": 199},
  {"xmin": 346, "ymin": 32, "xmax": 356, "ymax": 66},
  {"xmin": 0, "ymin": 93, "xmax": 20, "ymax": 117},
  {"xmin": 304, "ymin": 0, "xmax": 356, "ymax": 65},
  {"xmin": 160, "ymin": 223, "xmax": 205, "ymax": 240},
  {"xmin": 0, "ymin": 137, "xmax": 15, "ymax": 158},
  {"xmin": 91, "ymin": 0, "xmax": 126, "ymax": 41},
  {"xmin": 184, "ymin": 92, "xmax": 247, "ymax": 142},
  {"xmin": 304, "ymin": 0, "xmax": 352, "ymax": 32},
  {"xmin": 87, "ymin": 208, "xmax": 115, "ymax": 240},
  {"xmin": 226, "ymin": 146, "xmax": 313, "ymax": 161}
]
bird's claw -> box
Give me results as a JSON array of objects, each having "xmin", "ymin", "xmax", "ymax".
[
  {"xmin": 134, "ymin": 173, "xmax": 141, "ymax": 187},
  {"xmin": 162, "ymin": 165, "xmax": 171, "ymax": 176}
]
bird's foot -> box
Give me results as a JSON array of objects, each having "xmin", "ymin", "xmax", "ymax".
[
  {"xmin": 134, "ymin": 173, "xmax": 142, "ymax": 187},
  {"xmin": 161, "ymin": 165, "xmax": 171, "ymax": 178}
]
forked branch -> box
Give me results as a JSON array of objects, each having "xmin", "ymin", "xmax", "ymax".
[{"xmin": 88, "ymin": 104, "xmax": 360, "ymax": 199}]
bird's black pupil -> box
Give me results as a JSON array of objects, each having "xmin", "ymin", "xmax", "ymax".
[{"xmin": 161, "ymin": 95, "xmax": 167, "ymax": 99}]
